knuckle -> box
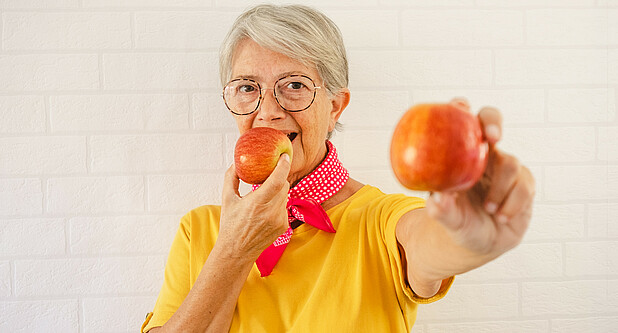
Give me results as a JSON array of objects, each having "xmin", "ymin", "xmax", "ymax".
[
  {"xmin": 499, "ymin": 153, "xmax": 520, "ymax": 176},
  {"xmin": 269, "ymin": 178, "xmax": 286, "ymax": 190},
  {"xmin": 225, "ymin": 165, "xmax": 236, "ymax": 178}
]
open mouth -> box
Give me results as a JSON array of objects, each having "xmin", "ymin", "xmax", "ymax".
[{"xmin": 287, "ymin": 132, "xmax": 298, "ymax": 142}]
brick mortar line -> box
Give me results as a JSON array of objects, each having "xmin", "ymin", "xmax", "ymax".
[
  {"xmin": 143, "ymin": 175, "xmax": 149, "ymax": 212},
  {"xmin": 0, "ymin": 11, "xmax": 3, "ymax": 52},
  {"xmin": 3, "ymin": 254, "xmax": 167, "ymax": 261},
  {"xmin": 0, "ymin": 130, "xmax": 235, "ymax": 136},
  {"xmin": 1, "ymin": 86, "xmax": 615, "ymax": 95},
  {"xmin": 420, "ymin": 313, "xmax": 618, "ymax": 325},
  {"xmin": 0, "ymin": 173, "xmax": 226, "ymax": 180},
  {"xmin": 457, "ymin": 274, "xmax": 618, "ymax": 285},
  {"xmin": 1, "ymin": 293, "xmax": 160, "ymax": 302},
  {"xmin": 0, "ymin": 5, "xmax": 616, "ymax": 12},
  {"xmin": 0, "ymin": 46, "xmax": 616, "ymax": 55}
]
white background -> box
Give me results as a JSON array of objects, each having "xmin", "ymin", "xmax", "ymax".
[{"xmin": 0, "ymin": 0, "xmax": 616, "ymax": 332}]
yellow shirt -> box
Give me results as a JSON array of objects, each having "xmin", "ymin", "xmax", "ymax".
[{"xmin": 142, "ymin": 185, "xmax": 453, "ymax": 333}]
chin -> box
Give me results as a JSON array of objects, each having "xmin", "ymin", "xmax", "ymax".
[{"xmin": 288, "ymin": 163, "xmax": 303, "ymax": 186}]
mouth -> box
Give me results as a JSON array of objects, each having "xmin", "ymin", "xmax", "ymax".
[{"xmin": 287, "ymin": 132, "xmax": 298, "ymax": 142}]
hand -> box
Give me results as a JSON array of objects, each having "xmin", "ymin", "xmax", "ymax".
[
  {"xmin": 426, "ymin": 100, "xmax": 535, "ymax": 257},
  {"xmin": 217, "ymin": 154, "xmax": 291, "ymax": 262}
]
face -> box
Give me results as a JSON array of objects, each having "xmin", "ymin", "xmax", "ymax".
[{"xmin": 229, "ymin": 38, "xmax": 349, "ymax": 186}]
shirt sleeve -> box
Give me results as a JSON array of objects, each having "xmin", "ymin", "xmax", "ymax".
[
  {"xmin": 142, "ymin": 215, "xmax": 192, "ymax": 333},
  {"xmin": 379, "ymin": 194, "xmax": 454, "ymax": 306}
]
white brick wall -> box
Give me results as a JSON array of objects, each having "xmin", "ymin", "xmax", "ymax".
[
  {"xmin": 522, "ymin": 280, "xmax": 618, "ymax": 316},
  {"xmin": 102, "ymin": 53, "xmax": 219, "ymax": 90},
  {"xmin": 0, "ymin": 300, "xmax": 79, "ymax": 332},
  {"xmin": 2, "ymin": 12, "xmax": 132, "ymax": 50},
  {"xmin": 0, "ymin": 96, "xmax": 45, "ymax": 133},
  {"xmin": 134, "ymin": 12, "xmax": 237, "ymax": 49},
  {"xmin": 0, "ymin": 136, "xmax": 87, "ymax": 174},
  {"xmin": 0, "ymin": 218, "xmax": 65, "ymax": 256},
  {"xmin": 47, "ymin": 176, "xmax": 145, "ymax": 214},
  {"xmin": 495, "ymin": 50, "xmax": 608, "ymax": 86},
  {"xmin": 14, "ymin": 257, "xmax": 164, "ymax": 296},
  {"xmin": 49, "ymin": 94, "xmax": 191, "ymax": 131},
  {"xmin": 0, "ymin": 262, "xmax": 10, "ymax": 297},
  {"xmin": 0, "ymin": 54, "xmax": 99, "ymax": 91},
  {"xmin": 82, "ymin": 296, "xmax": 157, "ymax": 333},
  {"xmin": 401, "ymin": 10, "xmax": 524, "ymax": 47},
  {"xmin": 547, "ymin": 88, "xmax": 616, "ymax": 123},
  {"xmin": 0, "ymin": 1, "xmax": 615, "ymax": 332}
]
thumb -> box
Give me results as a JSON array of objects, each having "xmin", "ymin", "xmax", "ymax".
[
  {"xmin": 426, "ymin": 192, "xmax": 461, "ymax": 230},
  {"xmin": 256, "ymin": 153, "xmax": 291, "ymax": 199}
]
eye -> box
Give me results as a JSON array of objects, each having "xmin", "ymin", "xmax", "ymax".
[
  {"xmin": 287, "ymin": 81, "xmax": 306, "ymax": 90},
  {"xmin": 239, "ymin": 84, "xmax": 257, "ymax": 93}
]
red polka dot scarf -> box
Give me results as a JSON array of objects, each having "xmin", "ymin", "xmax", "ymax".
[{"xmin": 252, "ymin": 140, "xmax": 349, "ymax": 276}]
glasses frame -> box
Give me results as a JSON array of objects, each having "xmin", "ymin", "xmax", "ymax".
[{"xmin": 222, "ymin": 74, "xmax": 322, "ymax": 116}]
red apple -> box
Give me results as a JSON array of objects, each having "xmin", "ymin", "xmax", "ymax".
[
  {"xmin": 390, "ymin": 101, "xmax": 488, "ymax": 192},
  {"xmin": 234, "ymin": 127, "xmax": 293, "ymax": 184}
]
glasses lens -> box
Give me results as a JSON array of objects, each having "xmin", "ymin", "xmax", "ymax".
[
  {"xmin": 275, "ymin": 75, "xmax": 316, "ymax": 111},
  {"xmin": 223, "ymin": 79, "xmax": 260, "ymax": 115}
]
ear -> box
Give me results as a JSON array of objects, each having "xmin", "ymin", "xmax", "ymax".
[{"xmin": 328, "ymin": 88, "xmax": 350, "ymax": 132}]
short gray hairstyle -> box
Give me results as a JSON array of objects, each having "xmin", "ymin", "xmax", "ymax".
[{"xmin": 219, "ymin": 4, "xmax": 349, "ymax": 96}]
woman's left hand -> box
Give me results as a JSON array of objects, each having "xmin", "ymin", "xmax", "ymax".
[{"xmin": 425, "ymin": 100, "xmax": 536, "ymax": 258}]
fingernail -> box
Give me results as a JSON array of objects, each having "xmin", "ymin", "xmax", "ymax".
[
  {"xmin": 451, "ymin": 98, "xmax": 470, "ymax": 111},
  {"xmin": 486, "ymin": 124, "xmax": 501, "ymax": 141},
  {"xmin": 281, "ymin": 153, "xmax": 290, "ymax": 162},
  {"xmin": 497, "ymin": 214, "xmax": 509, "ymax": 224},
  {"xmin": 485, "ymin": 202, "xmax": 498, "ymax": 214}
]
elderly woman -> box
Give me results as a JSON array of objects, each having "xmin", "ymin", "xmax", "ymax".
[{"xmin": 142, "ymin": 4, "xmax": 534, "ymax": 333}]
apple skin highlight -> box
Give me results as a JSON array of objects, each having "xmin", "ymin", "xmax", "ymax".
[
  {"xmin": 390, "ymin": 102, "xmax": 488, "ymax": 192},
  {"xmin": 234, "ymin": 127, "xmax": 293, "ymax": 185}
]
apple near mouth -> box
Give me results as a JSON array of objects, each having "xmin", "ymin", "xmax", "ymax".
[
  {"xmin": 234, "ymin": 127, "xmax": 293, "ymax": 184},
  {"xmin": 390, "ymin": 101, "xmax": 488, "ymax": 192}
]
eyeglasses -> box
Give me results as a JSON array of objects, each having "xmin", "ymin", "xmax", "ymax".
[{"xmin": 222, "ymin": 74, "xmax": 321, "ymax": 116}]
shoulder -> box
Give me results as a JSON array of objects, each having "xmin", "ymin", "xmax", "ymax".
[
  {"xmin": 332, "ymin": 183, "xmax": 425, "ymax": 223},
  {"xmin": 183, "ymin": 204, "xmax": 222, "ymax": 220},
  {"xmin": 178, "ymin": 205, "xmax": 222, "ymax": 238},
  {"xmin": 350, "ymin": 184, "xmax": 425, "ymax": 211}
]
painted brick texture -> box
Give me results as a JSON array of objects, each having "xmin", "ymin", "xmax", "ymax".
[{"xmin": 0, "ymin": 1, "xmax": 615, "ymax": 332}]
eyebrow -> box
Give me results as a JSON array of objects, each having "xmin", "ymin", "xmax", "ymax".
[{"xmin": 233, "ymin": 71, "xmax": 308, "ymax": 81}]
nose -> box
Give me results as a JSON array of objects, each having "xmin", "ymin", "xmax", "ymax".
[{"xmin": 255, "ymin": 88, "xmax": 286, "ymax": 122}]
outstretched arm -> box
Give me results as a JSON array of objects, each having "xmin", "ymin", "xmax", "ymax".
[{"xmin": 396, "ymin": 104, "xmax": 535, "ymax": 298}]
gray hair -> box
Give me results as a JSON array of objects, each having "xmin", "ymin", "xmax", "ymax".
[{"xmin": 219, "ymin": 4, "xmax": 349, "ymax": 97}]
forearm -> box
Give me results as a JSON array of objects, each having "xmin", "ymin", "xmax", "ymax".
[
  {"xmin": 397, "ymin": 209, "xmax": 496, "ymax": 297},
  {"xmin": 158, "ymin": 242, "xmax": 254, "ymax": 333}
]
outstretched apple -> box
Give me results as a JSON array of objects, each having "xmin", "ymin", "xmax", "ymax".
[
  {"xmin": 390, "ymin": 101, "xmax": 488, "ymax": 192},
  {"xmin": 234, "ymin": 127, "xmax": 293, "ymax": 184}
]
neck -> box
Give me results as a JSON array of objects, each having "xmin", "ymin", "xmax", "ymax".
[
  {"xmin": 288, "ymin": 141, "xmax": 329, "ymax": 188},
  {"xmin": 321, "ymin": 177, "xmax": 364, "ymax": 211},
  {"xmin": 288, "ymin": 140, "xmax": 349, "ymax": 204}
]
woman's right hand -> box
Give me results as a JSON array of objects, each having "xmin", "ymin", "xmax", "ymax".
[{"xmin": 217, "ymin": 154, "xmax": 292, "ymax": 262}]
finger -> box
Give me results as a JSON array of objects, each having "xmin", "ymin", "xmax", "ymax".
[
  {"xmin": 426, "ymin": 192, "xmax": 461, "ymax": 230},
  {"xmin": 495, "ymin": 166, "xmax": 536, "ymax": 225},
  {"xmin": 484, "ymin": 151, "xmax": 520, "ymax": 216},
  {"xmin": 222, "ymin": 163, "xmax": 241, "ymax": 202},
  {"xmin": 256, "ymin": 154, "xmax": 291, "ymax": 198},
  {"xmin": 449, "ymin": 97, "xmax": 470, "ymax": 112},
  {"xmin": 478, "ymin": 106, "xmax": 503, "ymax": 144}
]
